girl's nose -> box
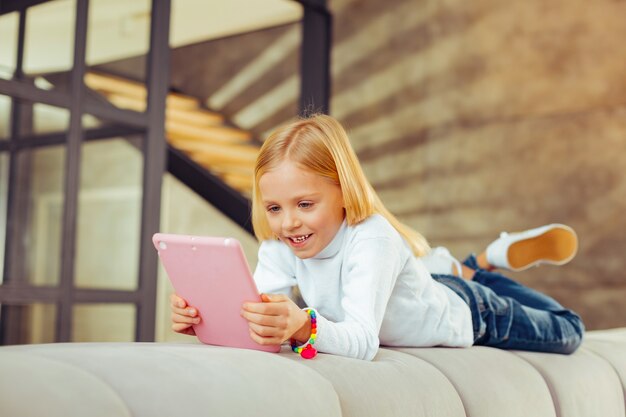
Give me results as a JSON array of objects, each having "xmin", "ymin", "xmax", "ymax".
[{"xmin": 282, "ymin": 211, "xmax": 302, "ymax": 230}]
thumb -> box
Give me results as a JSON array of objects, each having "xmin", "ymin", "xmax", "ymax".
[{"xmin": 261, "ymin": 293, "xmax": 287, "ymax": 303}]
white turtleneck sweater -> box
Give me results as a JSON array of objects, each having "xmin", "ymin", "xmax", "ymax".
[{"xmin": 253, "ymin": 214, "xmax": 473, "ymax": 361}]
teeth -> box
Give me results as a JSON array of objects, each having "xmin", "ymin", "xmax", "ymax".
[{"xmin": 291, "ymin": 234, "xmax": 310, "ymax": 243}]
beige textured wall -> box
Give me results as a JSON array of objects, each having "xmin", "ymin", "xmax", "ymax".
[{"xmin": 330, "ymin": 0, "xmax": 626, "ymax": 329}]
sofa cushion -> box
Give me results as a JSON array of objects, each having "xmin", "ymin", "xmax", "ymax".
[
  {"xmin": 0, "ymin": 343, "xmax": 342, "ymax": 417},
  {"xmin": 1, "ymin": 328, "xmax": 625, "ymax": 417},
  {"xmin": 393, "ymin": 346, "xmax": 558, "ymax": 417},
  {"xmin": 284, "ymin": 348, "xmax": 466, "ymax": 417},
  {"xmin": 0, "ymin": 351, "xmax": 131, "ymax": 417},
  {"xmin": 584, "ymin": 328, "xmax": 626, "ymax": 412},
  {"xmin": 513, "ymin": 347, "xmax": 624, "ymax": 417}
]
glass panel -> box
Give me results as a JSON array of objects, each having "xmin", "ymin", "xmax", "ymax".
[
  {"xmin": 75, "ymin": 128, "xmax": 143, "ymax": 290},
  {"xmin": 0, "ymin": 12, "xmax": 18, "ymax": 80},
  {"xmin": 0, "ymin": 303, "xmax": 57, "ymax": 344},
  {"xmin": 24, "ymin": 0, "xmax": 76, "ymax": 87},
  {"xmin": 0, "ymin": 95, "xmax": 11, "ymax": 140},
  {"xmin": 31, "ymin": 103, "xmax": 71, "ymax": 136},
  {"xmin": 170, "ymin": 0, "xmax": 302, "ymax": 46},
  {"xmin": 72, "ymin": 303, "xmax": 135, "ymax": 342},
  {"xmin": 11, "ymin": 146, "xmax": 65, "ymax": 286},
  {"xmin": 85, "ymin": 0, "xmax": 151, "ymax": 91},
  {"xmin": 0, "ymin": 100, "xmax": 70, "ymax": 140},
  {"xmin": 0, "ymin": 100, "xmax": 69, "ymax": 140},
  {"xmin": 0, "ymin": 153, "xmax": 8, "ymax": 283}
]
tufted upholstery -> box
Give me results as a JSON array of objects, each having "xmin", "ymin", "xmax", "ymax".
[{"xmin": 1, "ymin": 328, "xmax": 624, "ymax": 417}]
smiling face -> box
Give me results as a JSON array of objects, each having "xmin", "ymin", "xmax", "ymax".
[{"xmin": 258, "ymin": 159, "xmax": 346, "ymax": 259}]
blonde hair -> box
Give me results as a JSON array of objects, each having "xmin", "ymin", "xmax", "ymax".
[{"xmin": 252, "ymin": 114, "xmax": 430, "ymax": 257}]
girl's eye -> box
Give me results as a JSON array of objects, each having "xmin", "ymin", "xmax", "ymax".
[
  {"xmin": 298, "ymin": 202, "xmax": 313, "ymax": 209},
  {"xmin": 267, "ymin": 206, "xmax": 280, "ymax": 213}
]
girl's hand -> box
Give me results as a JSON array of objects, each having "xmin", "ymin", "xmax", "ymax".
[
  {"xmin": 241, "ymin": 294, "xmax": 310, "ymax": 345},
  {"xmin": 170, "ymin": 293, "xmax": 201, "ymax": 336}
]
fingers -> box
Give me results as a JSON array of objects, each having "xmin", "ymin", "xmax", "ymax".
[
  {"xmin": 170, "ymin": 293, "xmax": 200, "ymax": 336},
  {"xmin": 170, "ymin": 293, "xmax": 200, "ymax": 319},
  {"xmin": 241, "ymin": 294, "xmax": 301, "ymax": 345},
  {"xmin": 247, "ymin": 321, "xmax": 281, "ymax": 338},
  {"xmin": 172, "ymin": 322, "xmax": 196, "ymax": 335},
  {"xmin": 247, "ymin": 327, "xmax": 284, "ymax": 346},
  {"xmin": 241, "ymin": 309, "xmax": 286, "ymax": 327},
  {"xmin": 242, "ymin": 306, "xmax": 288, "ymax": 344},
  {"xmin": 242, "ymin": 300, "xmax": 288, "ymax": 316},
  {"xmin": 172, "ymin": 306, "xmax": 199, "ymax": 318},
  {"xmin": 170, "ymin": 293, "xmax": 187, "ymax": 308},
  {"xmin": 171, "ymin": 310, "xmax": 200, "ymax": 335},
  {"xmin": 172, "ymin": 311, "xmax": 201, "ymax": 324},
  {"xmin": 260, "ymin": 293, "xmax": 288, "ymax": 303},
  {"xmin": 248, "ymin": 331, "xmax": 283, "ymax": 345},
  {"xmin": 242, "ymin": 297, "xmax": 291, "ymax": 345}
]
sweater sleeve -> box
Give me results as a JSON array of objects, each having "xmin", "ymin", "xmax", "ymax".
[
  {"xmin": 253, "ymin": 240, "xmax": 297, "ymax": 298},
  {"xmin": 313, "ymin": 237, "xmax": 404, "ymax": 361}
]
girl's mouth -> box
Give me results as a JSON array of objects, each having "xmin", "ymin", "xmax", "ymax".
[{"xmin": 288, "ymin": 234, "xmax": 312, "ymax": 246}]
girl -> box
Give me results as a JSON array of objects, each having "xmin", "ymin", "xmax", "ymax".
[{"xmin": 170, "ymin": 114, "xmax": 584, "ymax": 361}]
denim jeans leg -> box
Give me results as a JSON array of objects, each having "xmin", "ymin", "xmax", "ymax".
[
  {"xmin": 463, "ymin": 253, "xmax": 580, "ymax": 311},
  {"xmin": 462, "ymin": 254, "xmax": 480, "ymax": 271},
  {"xmin": 470, "ymin": 269, "xmax": 585, "ymax": 354},
  {"xmin": 431, "ymin": 274, "xmax": 487, "ymax": 342},
  {"xmin": 434, "ymin": 261, "xmax": 585, "ymax": 354}
]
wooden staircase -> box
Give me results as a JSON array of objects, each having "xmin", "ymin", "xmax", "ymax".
[{"xmin": 84, "ymin": 71, "xmax": 259, "ymax": 196}]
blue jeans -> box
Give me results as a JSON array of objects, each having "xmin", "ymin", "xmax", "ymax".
[{"xmin": 432, "ymin": 255, "xmax": 585, "ymax": 354}]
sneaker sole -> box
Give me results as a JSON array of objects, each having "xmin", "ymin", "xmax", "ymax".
[{"xmin": 507, "ymin": 227, "xmax": 578, "ymax": 271}]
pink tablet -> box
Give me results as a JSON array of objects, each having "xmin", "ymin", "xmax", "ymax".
[{"xmin": 152, "ymin": 233, "xmax": 280, "ymax": 353}]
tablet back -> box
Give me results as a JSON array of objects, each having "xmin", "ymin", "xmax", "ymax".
[{"xmin": 153, "ymin": 233, "xmax": 280, "ymax": 353}]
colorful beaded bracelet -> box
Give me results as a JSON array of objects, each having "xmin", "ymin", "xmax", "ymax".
[{"xmin": 290, "ymin": 308, "xmax": 317, "ymax": 359}]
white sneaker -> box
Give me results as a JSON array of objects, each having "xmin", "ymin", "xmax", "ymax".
[
  {"xmin": 421, "ymin": 247, "xmax": 463, "ymax": 277},
  {"xmin": 486, "ymin": 224, "xmax": 578, "ymax": 272}
]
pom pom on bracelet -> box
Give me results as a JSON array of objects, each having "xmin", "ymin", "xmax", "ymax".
[{"xmin": 290, "ymin": 308, "xmax": 318, "ymax": 359}]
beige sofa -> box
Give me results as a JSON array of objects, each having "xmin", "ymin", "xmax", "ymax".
[{"xmin": 1, "ymin": 328, "xmax": 625, "ymax": 417}]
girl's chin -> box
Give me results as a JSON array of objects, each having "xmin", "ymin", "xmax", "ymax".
[{"xmin": 293, "ymin": 250, "xmax": 318, "ymax": 259}]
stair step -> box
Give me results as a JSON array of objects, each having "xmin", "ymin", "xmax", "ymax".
[
  {"xmin": 166, "ymin": 120, "xmax": 251, "ymax": 144},
  {"xmin": 85, "ymin": 72, "xmax": 201, "ymax": 111},
  {"xmin": 171, "ymin": 138, "xmax": 257, "ymax": 157},
  {"xmin": 191, "ymin": 156, "xmax": 255, "ymax": 177},
  {"xmin": 84, "ymin": 70, "xmax": 258, "ymax": 197},
  {"xmin": 217, "ymin": 171, "xmax": 253, "ymax": 192},
  {"xmin": 187, "ymin": 152, "xmax": 256, "ymax": 170},
  {"xmin": 105, "ymin": 94, "xmax": 223, "ymax": 126},
  {"xmin": 167, "ymin": 107, "xmax": 223, "ymax": 126}
]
